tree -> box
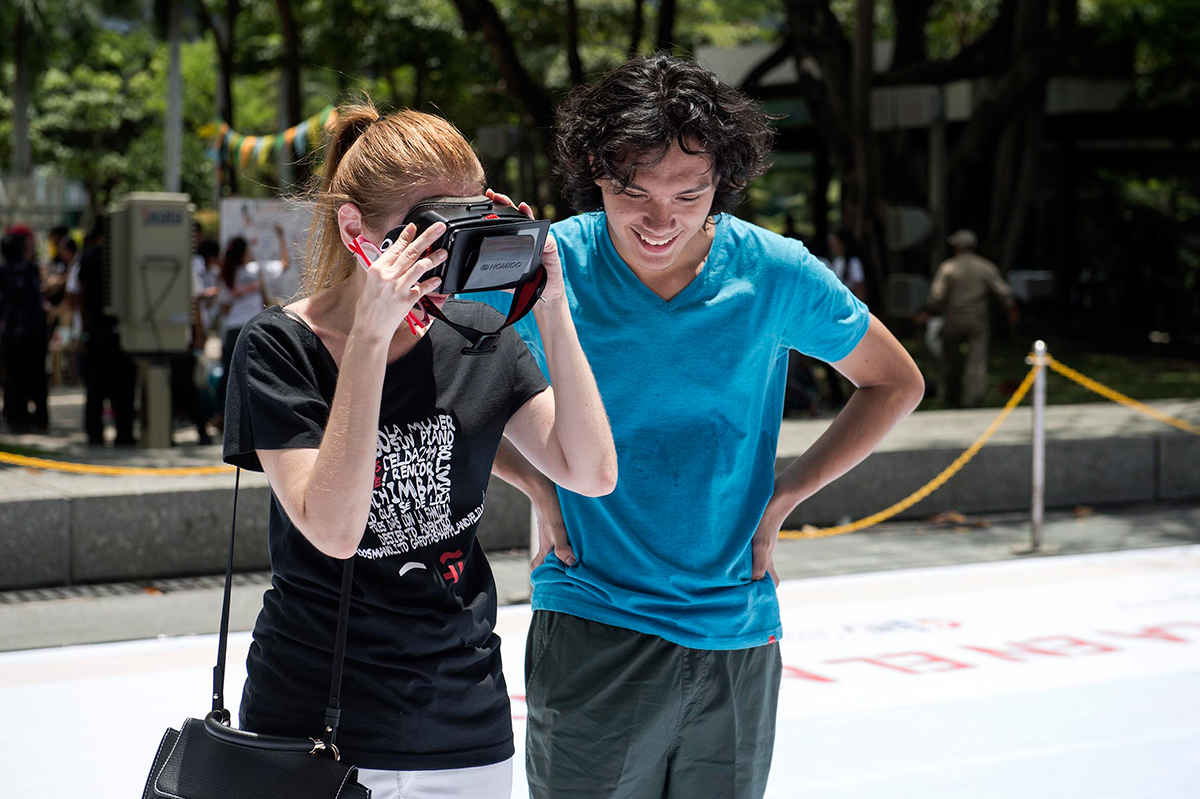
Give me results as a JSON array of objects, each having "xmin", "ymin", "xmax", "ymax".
[
  {"xmin": 773, "ymin": 0, "xmax": 1080, "ymax": 298},
  {"xmin": 194, "ymin": 0, "xmax": 243, "ymax": 193},
  {"xmin": 444, "ymin": 0, "xmax": 778, "ymax": 216},
  {"xmin": 31, "ymin": 29, "xmax": 161, "ymax": 218}
]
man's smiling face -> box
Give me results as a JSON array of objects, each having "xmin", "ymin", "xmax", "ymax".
[{"xmin": 596, "ymin": 140, "xmax": 717, "ymax": 275}]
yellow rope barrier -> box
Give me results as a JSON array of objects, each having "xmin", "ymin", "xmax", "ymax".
[
  {"xmin": 779, "ymin": 364, "xmax": 1042, "ymax": 540},
  {"xmin": 1045, "ymin": 356, "xmax": 1200, "ymax": 436},
  {"xmin": 0, "ymin": 451, "xmax": 234, "ymax": 477},
  {"xmin": 0, "ymin": 352, "xmax": 1191, "ymax": 502}
]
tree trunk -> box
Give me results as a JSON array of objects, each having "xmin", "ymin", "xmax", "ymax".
[
  {"xmin": 165, "ymin": 0, "xmax": 183, "ymax": 193},
  {"xmin": 890, "ymin": 0, "xmax": 932, "ymax": 70},
  {"xmin": 985, "ymin": 99, "xmax": 1043, "ymax": 272},
  {"xmin": 565, "ymin": 0, "xmax": 584, "ymax": 84},
  {"xmin": 277, "ymin": 0, "xmax": 305, "ymax": 190},
  {"xmin": 11, "ymin": 15, "xmax": 32, "ymax": 179},
  {"xmin": 198, "ymin": 0, "xmax": 241, "ymax": 194},
  {"xmin": 449, "ymin": 0, "xmax": 566, "ymax": 215},
  {"xmin": 414, "ymin": 59, "xmax": 428, "ymax": 108},
  {"xmin": 629, "ymin": 0, "xmax": 645, "ymax": 57},
  {"xmin": 846, "ymin": 0, "xmax": 890, "ymax": 307},
  {"xmin": 655, "ymin": 0, "xmax": 677, "ymax": 53},
  {"xmin": 740, "ymin": 38, "xmax": 793, "ymax": 95}
]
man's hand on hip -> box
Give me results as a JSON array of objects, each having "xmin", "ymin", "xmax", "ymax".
[
  {"xmin": 751, "ymin": 502, "xmax": 784, "ymax": 587},
  {"xmin": 531, "ymin": 489, "xmax": 576, "ymax": 571}
]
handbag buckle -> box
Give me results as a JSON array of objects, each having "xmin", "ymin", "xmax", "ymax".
[{"xmin": 308, "ymin": 738, "xmax": 341, "ymax": 761}]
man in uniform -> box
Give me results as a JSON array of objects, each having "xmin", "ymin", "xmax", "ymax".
[{"xmin": 922, "ymin": 229, "xmax": 1018, "ymax": 408}]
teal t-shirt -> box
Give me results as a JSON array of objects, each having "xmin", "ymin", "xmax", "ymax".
[{"xmin": 476, "ymin": 212, "xmax": 869, "ymax": 649}]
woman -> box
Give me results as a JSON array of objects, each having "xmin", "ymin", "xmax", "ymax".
[
  {"xmin": 221, "ymin": 104, "xmax": 616, "ymax": 799},
  {"xmin": 214, "ymin": 235, "xmax": 263, "ymax": 429}
]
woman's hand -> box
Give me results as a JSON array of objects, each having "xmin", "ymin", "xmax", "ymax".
[
  {"xmin": 484, "ymin": 188, "xmax": 564, "ymax": 303},
  {"xmin": 352, "ymin": 221, "xmax": 448, "ymax": 340}
]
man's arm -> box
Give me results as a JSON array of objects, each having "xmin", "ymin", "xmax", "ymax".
[
  {"xmin": 751, "ymin": 314, "xmax": 924, "ymax": 581},
  {"xmin": 493, "ymin": 437, "xmax": 577, "ymax": 570},
  {"xmin": 983, "ymin": 261, "xmax": 1020, "ymax": 325}
]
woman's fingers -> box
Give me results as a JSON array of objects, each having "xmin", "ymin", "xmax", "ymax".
[
  {"xmin": 487, "ymin": 187, "xmax": 536, "ymax": 219},
  {"xmin": 485, "ymin": 188, "xmax": 511, "ymax": 205},
  {"xmin": 392, "ymin": 222, "xmax": 417, "ymax": 252},
  {"xmin": 375, "ymin": 222, "xmax": 444, "ymax": 272},
  {"xmin": 400, "ymin": 246, "xmax": 447, "ymax": 284},
  {"xmin": 416, "ymin": 276, "xmax": 443, "ymax": 297}
]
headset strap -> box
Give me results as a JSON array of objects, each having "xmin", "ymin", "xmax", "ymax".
[{"xmin": 419, "ymin": 267, "xmax": 547, "ymax": 356}]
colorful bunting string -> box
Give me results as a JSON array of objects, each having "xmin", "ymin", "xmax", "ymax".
[{"xmin": 206, "ymin": 106, "xmax": 335, "ymax": 171}]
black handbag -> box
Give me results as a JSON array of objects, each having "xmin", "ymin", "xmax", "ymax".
[{"xmin": 142, "ymin": 469, "xmax": 371, "ymax": 799}]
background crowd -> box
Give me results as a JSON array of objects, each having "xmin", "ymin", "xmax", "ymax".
[{"xmin": 0, "ymin": 219, "xmax": 298, "ymax": 445}]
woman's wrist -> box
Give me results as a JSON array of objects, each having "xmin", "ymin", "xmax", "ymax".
[
  {"xmin": 346, "ymin": 321, "xmax": 392, "ymax": 355},
  {"xmin": 532, "ymin": 294, "xmax": 571, "ymax": 335}
]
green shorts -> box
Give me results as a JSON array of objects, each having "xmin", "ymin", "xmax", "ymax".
[{"xmin": 524, "ymin": 611, "xmax": 782, "ymax": 799}]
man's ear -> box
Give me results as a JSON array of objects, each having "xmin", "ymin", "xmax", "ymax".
[{"xmin": 337, "ymin": 204, "xmax": 363, "ymax": 251}]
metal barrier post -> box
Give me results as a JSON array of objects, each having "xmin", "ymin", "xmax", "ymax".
[{"xmin": 1013, "ymin": 341, "xmax": 1059, "ymax": 555}]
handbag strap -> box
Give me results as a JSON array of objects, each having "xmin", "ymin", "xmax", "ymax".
[{"xmin": 212, "ymin": 468, "xmax": 356, "ymax": 750}]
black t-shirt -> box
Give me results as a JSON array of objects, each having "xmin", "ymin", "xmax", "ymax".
[
  {"xmin": 0, "ymin": 258, "xmax": 47, "ymax": 340},
  {"xmin": 78, "ymin": 245, "xmax": 119, "ymax": 343},
  {"xmin": 222, "ymin": 301, "xmax": 548, "ymax": 771}
]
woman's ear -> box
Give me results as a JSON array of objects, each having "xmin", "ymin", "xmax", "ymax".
[{"xmin": 337, "ymin": 204, "xmax": 364, "ymax": 251}]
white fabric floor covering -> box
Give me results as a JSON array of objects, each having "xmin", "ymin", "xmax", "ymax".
[{"xmin": 2, "ymin": 545, "xmax": 1197, "ymax": 799}]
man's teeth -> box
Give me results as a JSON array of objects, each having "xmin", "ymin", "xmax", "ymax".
[{"xmin": 636, "ymin": 231, "xmax": 675, "ymax": 246}]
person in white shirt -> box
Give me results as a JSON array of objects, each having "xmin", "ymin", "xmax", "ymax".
[
  {"xmin": 213, "ymin": 236, "xmax": 262, "ymax": 429},
  {"xmin": 828, "ymin": 228, "xmax": 867, "ymax": 303},
  {"xmin": 257, "ymin": 223, "xmax": 300, "ymax": 307}
]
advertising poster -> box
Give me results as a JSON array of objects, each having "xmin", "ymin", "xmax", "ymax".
[{"xmin": 217, "ymin": 197, "xmax": 311, "ymax": 267}]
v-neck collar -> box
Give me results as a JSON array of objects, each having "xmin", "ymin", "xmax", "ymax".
[{"xmin": 597, "ymin": 213, "xmax": 726, "ymax": 312}]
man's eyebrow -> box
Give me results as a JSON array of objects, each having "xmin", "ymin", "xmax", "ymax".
[{"xmin": 625, "ymin": 181, "xmax": 712, "ymax": 194}]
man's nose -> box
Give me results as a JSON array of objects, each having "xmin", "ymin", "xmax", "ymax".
[{"xmin": 643, "ymin": 203, "xmax": 673, "ymax": 232}]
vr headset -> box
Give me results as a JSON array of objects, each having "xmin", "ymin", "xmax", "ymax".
[{"xmin": 350, "ymin": 196, "xmax": 551, "ymax": 356}]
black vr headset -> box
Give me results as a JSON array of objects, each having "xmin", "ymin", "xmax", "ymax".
[{"xmin": 380, "ymin": 195, "xmax": 551, "ymax": 355}]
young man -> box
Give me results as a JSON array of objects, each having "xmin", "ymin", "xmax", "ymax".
[{"xmin": 486, "ymin": 54, "xmax": 925, "ymax": 798}]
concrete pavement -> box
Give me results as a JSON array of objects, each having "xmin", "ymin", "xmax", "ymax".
[
  {"xmin": 2, "ymin": 388, "xmax": 1198, "ymax": 590},
  {"xmin": 2, "ymin": 501, "xmax": 1197, "ymax": 652}
]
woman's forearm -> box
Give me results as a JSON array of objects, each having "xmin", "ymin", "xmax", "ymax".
[
  {"xmin": 493, "ymin": 435, "xmax": 558, "ymax": 506},
  {"xmin": 298, "ymin": 329, "xmax": 389, "ymax": 557},
  {"xmin": 532, "ymin": 297, "xmax": 617, "ymax": 493}
]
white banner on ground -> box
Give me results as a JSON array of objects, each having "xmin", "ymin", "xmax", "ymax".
[{"xmin": 2, "ymin": 547, "xmax": 1198, "ymax": 799}]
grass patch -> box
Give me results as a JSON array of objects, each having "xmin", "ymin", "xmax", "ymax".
[
  {"xmin": 901, "ymin": 337, "xmax": 1200, "ymax": 410},
  {"xmin": 0, "ymin": 441, "xmax": 71, "ymax": 459}
]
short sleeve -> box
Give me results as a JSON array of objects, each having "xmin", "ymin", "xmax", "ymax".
[
  {"xmin": 222, "ymin": 313, "xmax": 331, "ymax": 471},
  {"xmin": 779, "ymin": 243, "xmax": 871, "ymax": 363},
  {"xmin": 499, "ymin": 323, "xmax": 550, "ymax": 419}
]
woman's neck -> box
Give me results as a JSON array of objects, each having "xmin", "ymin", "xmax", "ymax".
[{"xmin": 292, "ymin": 270, "xmax": 431, "ymax": 367}]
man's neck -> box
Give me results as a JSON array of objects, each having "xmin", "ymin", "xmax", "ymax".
[{"xmin": 611, "ymin": 217, "xmax": 716, "ymax": 302}]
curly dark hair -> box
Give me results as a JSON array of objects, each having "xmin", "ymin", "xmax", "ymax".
[{"xmin": 553, "ymin": 52, "xmax": 775, "ymax": 216}]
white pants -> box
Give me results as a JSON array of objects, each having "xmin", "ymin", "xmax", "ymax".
[{"xmin": 356, "ymin": 757, "xmax": 513, "ymax": 799}]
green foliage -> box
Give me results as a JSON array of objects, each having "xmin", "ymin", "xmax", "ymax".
[
  {"xmin": 926, "ymin": 0, "xmax": 1003, "ymax": 60},
  {"xmin": 1087, "ymin": 0, "xmax": 1200, "ymax": 106},
  {"xmin": 30, "ymin": 28, "xmax": 161, "ymax": 209}
]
